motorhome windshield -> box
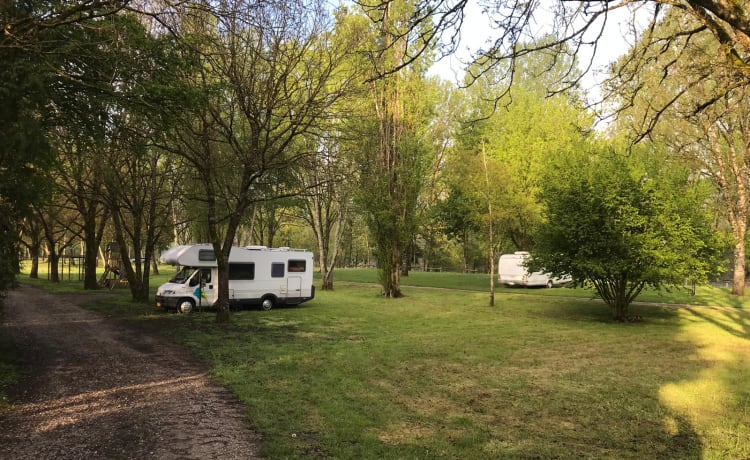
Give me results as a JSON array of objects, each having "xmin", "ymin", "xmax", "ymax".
[{"xmin": 170, "ymin": 267, "xmax": 196, "ymax": 284}]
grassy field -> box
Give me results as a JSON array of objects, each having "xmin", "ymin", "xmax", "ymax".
[
  {"xmin": 6, "ymin": 266, "xmax": 750, "ymax": 458},
  {"xmin": 330, "ymin": 268, "xmax": 750, "ymax": 309}
]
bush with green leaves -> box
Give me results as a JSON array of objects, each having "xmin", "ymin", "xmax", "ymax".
[{"xmin": 530, "ymin": 144, "xmax": 726, "ymax": 321}]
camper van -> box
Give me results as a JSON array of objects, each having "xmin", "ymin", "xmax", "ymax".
[
  {"xmin": 155, "ymin": 244, "xmax": 315, "ymax": 313},
  {"xmin": 498, "ymin": 251, "xmax": 570, "ymax": 288}
]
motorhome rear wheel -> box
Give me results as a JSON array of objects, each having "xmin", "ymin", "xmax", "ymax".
[{"xmin": 261, "ymin": 297, "xmax": 275, "ymax": 311}]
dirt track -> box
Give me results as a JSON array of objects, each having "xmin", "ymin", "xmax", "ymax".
[{"xmin": 0, "ymin": 285, "xmax": 262, "ymax": 459}]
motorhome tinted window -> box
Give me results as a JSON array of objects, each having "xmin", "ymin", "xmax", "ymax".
[
  {"xmin": 271, "ymin": 263, "xmax": 285, "ymax": 278},
  {"xmin": 198, "ymin": 249, "xmax": 216, "ymax": 261},
  {"xmin": 288, "ymin": 260, "xmax": 306, "ymax": 272},
  {"xmin": 229, "ymin": 263, "xmax": 254, "ymax": 280}
]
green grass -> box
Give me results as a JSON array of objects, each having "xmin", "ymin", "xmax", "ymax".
[
  {"xmin": 9, "ymin": 266, "xmax": 750, "ymax": 458},
  {"xmin": 158, "ymin": 284, "xmax": 750, "ymax": 459},
  {"xmin": 330, "ymin": 268, "xmax": 750, "ymax": 309}
]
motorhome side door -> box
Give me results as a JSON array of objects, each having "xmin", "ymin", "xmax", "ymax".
[
  {"xmin": 190, "ymin": 268, "xmax": 216, "ymax": 307},
  {"xmin": 287, "ymin": 275, "xmax": 302, "ymax": 298},
  {"xmin": 286, "ymin": 258, "xmax": 307, "ymax": 298}
]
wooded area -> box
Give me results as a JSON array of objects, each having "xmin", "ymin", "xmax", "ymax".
[{"xmin": 2, "ymin": 0, "xmax": 749, "ymax": 321}]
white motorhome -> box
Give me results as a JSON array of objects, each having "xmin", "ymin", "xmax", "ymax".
[
  {"xmin": 498, "ymin": 251, "xmax": 571, "ymax": 288},
  {"xmin": 155, "ymin": 244, "xmax": 315, "ymax": 313}
]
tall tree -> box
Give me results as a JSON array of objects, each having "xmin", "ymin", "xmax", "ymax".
[
  {"xmin": 612, "ymin": 10, "xmax": 750, "ymax": 295},
  {"xmin": 2, "ymin": 1, "xmax": 161, "ymax": 293},
  {"xmin": 353, "ymin": 0, "xmax": 434, "ymax": 297},
  {"xmin": 297, "ymin": 135, "xmax": 356, "ymax": 290},
  {"xmin": 33, "ymin": 197, "xmax": 80, "ymax": 283},
  {"xmin": 162, "ymin": 0, "xmax": 349, "ymax": 322},
  {"xmin": 0, "ymin": 0, "xmax": 58, "ymax": 292},
  {"xmin": 102, "ymin": 141, "xmax": 177, "ymax": 302},
  {"xmin": 433, "ymin": 186, "xmax": 481, "ymax": 271}
]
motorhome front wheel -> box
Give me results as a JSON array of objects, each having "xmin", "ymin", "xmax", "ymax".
[{"xmin": 178, "ymin": 299, "xmax": 195, "ymax": 314}]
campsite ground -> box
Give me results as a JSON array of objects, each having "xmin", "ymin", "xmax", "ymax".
[
  {"xmin": 2, "ymin": 269, "xmax": 750, "ymax": 458},
  {"xmin": 0, "ymin": 285, "xmax": 261, "ymax": 459}
]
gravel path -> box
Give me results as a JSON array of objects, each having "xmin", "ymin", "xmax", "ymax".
[{"xmin": 0, "ymin": 285, "xmax": 262, "ymax": 459}]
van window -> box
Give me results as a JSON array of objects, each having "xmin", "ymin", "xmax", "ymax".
[
  {"xmin": 229, "ymin": 263, "xmax": 254, "ymax": 280},
  {"xmin": 170, "ymin": 266, "xmax": 194, "ymax": 284},
  {"xmin": 271, "ymin": 263, "xmax": 285, "ymax": 278},
  {"xmin": 288, "ymin": 259, "xmax": 306, "ymax": 272}
]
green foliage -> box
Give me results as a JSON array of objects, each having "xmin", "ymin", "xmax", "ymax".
[
  {"xmin": 609, "ymin": 9, "xmax": 750, "ymax": 296},
  {"xmin": 348, "ymin": 0, "xmax": 440, "ymax": 296},
  {"xmin": 445, "ymin": 41, "xmax": 591, "ymax": 260},
  {"xmin": 357, "ymin": 131, "xmax": 429, "ymax": 293},
  {"xmin": 433, "ymin": 186, "xmax": 480, "ymax": 242},
  {"xmin": 532, "ymin": 143, "xmax": 726, "ymax": 320},
  {"xmin": 0, "ymin": 4, "xmax": 56, "ymax": 293}
]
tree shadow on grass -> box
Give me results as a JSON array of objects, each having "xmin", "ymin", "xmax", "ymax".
[
  {"xmin": 682, "ymin": 307, "xmax": 750, "ymax": 340},
  {"xmin": 513, "ymin": 299, "xmax": 709, "ymax": 458}
]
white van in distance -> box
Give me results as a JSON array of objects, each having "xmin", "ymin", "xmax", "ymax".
[
  {"xmin": 155, "ymin": 244, "xmax": 315, "ymax": 313},
  {"xmin": 498, "ymin": 251, "xmax": 571, "ymax": 288}
]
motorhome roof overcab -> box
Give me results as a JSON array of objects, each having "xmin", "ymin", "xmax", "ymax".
[{"xmin": 155, "ymin": 244, "xmax": 315, "ymax": 313}]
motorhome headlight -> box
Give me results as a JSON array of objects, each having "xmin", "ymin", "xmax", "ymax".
[{"xmin": 160, "ymin": 289, "xmax": 175, "ymax": 295}]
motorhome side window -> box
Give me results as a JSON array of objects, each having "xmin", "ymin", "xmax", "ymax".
[
  {"xmin": 271, "ymin": 263, "xmax": 285, "ymax": 278},
  {"xmin": 198, "ymin": 249, "xmax": 216, "ymax": 261},
  {"xmin": 288, "ymin": 260, "xmax": 306, "ymax": 272},
  {"xmin": 229, "ymin": 263, "xmax": 254, "ymax": 280}
]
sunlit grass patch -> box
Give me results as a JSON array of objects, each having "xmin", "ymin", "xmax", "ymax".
[{"xmin": 657, "ymin": 307, "xmax": 750, "ymax": 459}]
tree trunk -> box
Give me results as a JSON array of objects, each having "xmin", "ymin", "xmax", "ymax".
[
  {"xmin": 312, "ymin": 208, "xmax": 332, "ymax": 290},
  {"xmin": 214, "ymin": 249, "xmax": 231, "ymax": 323},
  {"xmin": 381, "ymin": 246, "xmax": 402, "ymax": 298},
  {"xmin": 210, "ymin": 225, "xmax": 233, "ymax": 323},
  {"xmin": 48, "ymin": 248, "xmax": 60, "ymax": 283},
  {"xmin": 321, "ymin": 268, "xmax": 334, "ymax": 290},
  {"xmin": 401, "ymin": 243, "xmax": 411, "ymax": 277},
  {"xmin": 482, "ymin": 142, "xmax": 495, "ymax": 307},
  {"xmin": 593, "ymin": 277, "xmax": 636, "ymax": 322},
  {"xmin": 732, "ymin": 232, "xmax": 746, "ymax": 296},
  {"xmin": 212, "ymin": 208, "xmax": 244, "ymax": 324},
  {"xmin": 214, "ymin": 242, "xmax": 231, "ymax": 323},
  {"xmin": 29, "ymin": 241, "xmax": 40, "ymax": 279},
  {"xmin": 610, "ymin": 300, "xmax": 629, "ymax": 322},
  {"xmin": 82, "ymin": 207, "xmax": 100, "ymax": 290}
]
